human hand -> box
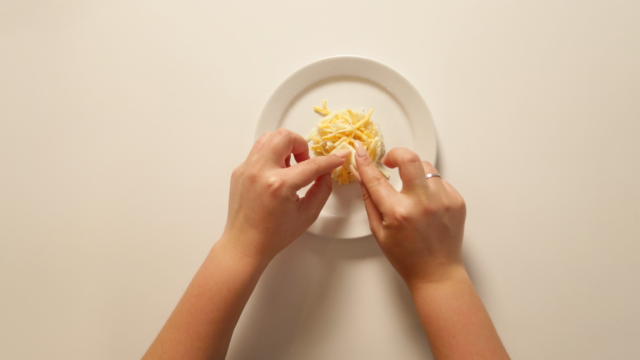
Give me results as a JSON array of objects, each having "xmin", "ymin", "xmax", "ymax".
[
  {"xmin": 353, "ymin": 142, "xmax": 467, "ymax": 287},
  {"xmin": 221, "ymin": 129, "xmax": 350, "ymax": 264}
]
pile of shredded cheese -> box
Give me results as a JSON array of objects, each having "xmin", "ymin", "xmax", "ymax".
[{"xmin": 305, "ymin": 100, "xmax": 389, "ymax": 184}]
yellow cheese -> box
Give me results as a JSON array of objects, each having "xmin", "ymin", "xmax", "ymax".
[{"xmin": 305, "ymin": 101, "xmax": 388, "ymax": 184}]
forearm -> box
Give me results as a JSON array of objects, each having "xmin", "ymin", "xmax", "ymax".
[
  {"xmin": 143, "ymin": 238, "xmax": 267, "ymax": 360},
  {"xmin": 409, "ymin": 265, "xmax": 510, "ymax": 360}
]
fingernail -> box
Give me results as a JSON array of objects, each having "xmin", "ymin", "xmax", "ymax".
[
  {"xmin": 354, "ymin": 140, "xmax": 367, "ymax": 158},
  {"xmin": 334, "ymin": 149, "xmax": 351, "ymax": 159},
  {"xmin": 349, "ymin": 165, "xmax": 361, "ymax": 183}
]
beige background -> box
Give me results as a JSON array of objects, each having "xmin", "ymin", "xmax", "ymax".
[{"xmin": 1, "ymin": 1, "xmax": 639, "ymax": 359}]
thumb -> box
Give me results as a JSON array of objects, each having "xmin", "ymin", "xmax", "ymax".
[
  {"xmin": 353, "ymin": 140, "xmax": 397, "ymax": 214},
  {"xmin": 351, "ymin": 165, "xmax": 383, "ymax": 234}
]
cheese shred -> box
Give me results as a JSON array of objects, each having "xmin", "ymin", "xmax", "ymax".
[{"xmin": 305, "ymin": 101, "xmax": 389, "ymax": 184}]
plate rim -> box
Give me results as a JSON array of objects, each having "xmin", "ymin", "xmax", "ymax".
[{"xmin": 255, "ymin": 55, "xmax": 438, "ymax": 239}]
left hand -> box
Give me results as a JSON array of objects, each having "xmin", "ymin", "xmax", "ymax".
[{"xmin": 220, "ymin": 128, "xmax": 349, "ymax": 264}]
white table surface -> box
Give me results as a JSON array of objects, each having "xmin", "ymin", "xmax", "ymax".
[{"xmin": 1, "ymin": 1, "xmax": 639, "ymax": 359}]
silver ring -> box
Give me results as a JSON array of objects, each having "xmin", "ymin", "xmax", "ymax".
[{"xmin": 426, "ymin": 173, "xmax": 441, "ymax": 179}]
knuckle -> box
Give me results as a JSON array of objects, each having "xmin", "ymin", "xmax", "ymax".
[
  {"xmin": 265, "ymin": 175, "xmax": 287, "ymax": 193},
  {"xmin": 360, "ymin": 185, "xmax": 373, "ymax": 203},
  {"xmin": 255, "ymin": 131, "xmax": 273, "ymax": 145},
  {"xmin": 231, "ymin": 165, "xmax": 243, "ymax": 179},
  {"xmin": 365, "ymin": 173, "xmax": 386, "ymax": 190},
  {"xmin": 246, "ymin": 169, "xmax": 261, "ymax": 184},
  {"xmin": 418, "ymin": 201, "xmax": 434, "ymax": 216},
  {"xmin": 276, "ymin": 128, "xmax": 289, "ymax": 135},
  {"xmin": 358, "ymin": 152, "xmax": 373, "ymax": 165},
  {"xmin": 422, "ymin": 160, "xmax": 437, "ymax": 173},
  {"xmin": 396, "ymin": 207, "xmax": 412, "ymax": 223},
  {"xmin": 440, "ymin": 199, "xmax": 452, "ymax": 212},
  {"xmin": 389, "ymin": 207, "xmax": 412, "ymax": 226},
  {"xmin": 401, "ymin": 152, "xmax": 421, "ymax": 164},
  {"xmin": 308, "ymin": 159, "xmax": 324, "ymax": 174},
  {"xmin": 321, "ymin": 176, "xmax": 332, "ymax": 192}
]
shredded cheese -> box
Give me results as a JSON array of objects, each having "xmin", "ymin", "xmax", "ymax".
[{"xmin": 305, "ymin": 101, "xmax": 389, "ymax": 184}]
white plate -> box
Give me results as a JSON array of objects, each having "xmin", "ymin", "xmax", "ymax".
[{"xmin": 255, "ymin": 56, "xmax": 437, "ymax": 239}]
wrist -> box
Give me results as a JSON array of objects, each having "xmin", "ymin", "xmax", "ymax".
[
  {"xmin": 405, "ymin": 262, "xmax": 470, "ymax": 294},
  {"xmin": 212, "ymin": 235, "xmax": 272, "ymax": 273}
]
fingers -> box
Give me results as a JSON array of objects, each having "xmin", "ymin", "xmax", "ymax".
[
  {"xmin": 382, "ymin": 148, "xmax": 427, "ymax": 194},
  {"xmin": 300, "ymin": 173, "xmax": 333, "ymax": 221},
  {"xmin": 287, "ymin": 152, "xmax": 348, "ymax": 189},
  {"xmin": 292, "ymin": 145, "xmax": 311, "ymax": 164},
  {"xmin": 265, "ymin": 128, "xmax": 310, "ymax": 166},
  {"xmin": 249, "ymin": 131, "xmax": 274, "ymax": 158},
  {"xmin": 442, "ymin": 179, "xmax": 465, "ymax": 207},
  {"xmin": 351, "ymin": 165, "xmax": 383, "ymax": 234},
  {"xmin": 420, "ymin": 160, "xmax": 438, "ymax": 174},
  {"xmin": 420, "ymin": 160, "xmax": 446, "ymax": 193},
  {"xmin": 354, "ymin": 140, "xmax": 398, "ymax": 213}
]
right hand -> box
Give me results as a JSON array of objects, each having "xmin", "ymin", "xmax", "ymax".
[
  {"xmin": 222, "ymin": 129, "xmax": 350, "ymax": 265},
  {"xmin": 353, "ymin": 142, "xmax": 467, "ymax": 287}
]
